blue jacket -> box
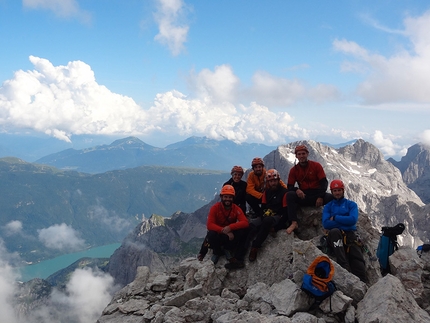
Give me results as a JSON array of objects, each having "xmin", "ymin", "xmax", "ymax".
[{"xmin": 322, "ymin": 197, "xmax": 358, "ymax": 231}]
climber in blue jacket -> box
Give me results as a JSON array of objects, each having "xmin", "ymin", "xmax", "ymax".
[{"xmin": 322, "ymin": 179, "xmax": 367, "ymax": 282}]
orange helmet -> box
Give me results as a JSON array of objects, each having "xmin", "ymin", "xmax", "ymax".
[
  {"xmin": 330, "ymin": 179, "xmax": 345, "ymax": 190},
  {"xmin": 231, "ymin": 165, "xmax": 244, "ymax": 175},
  {"xmin": 220, "ymin": 185, "xmax": 235, "ymax": 196},
  {"xmin": 294, "ymin": 145, "xmax": 309, "ymax": 154},
  {"xmin": 251, "ymin": 157, "xmax": 264, "ymax": 167},
  {"xmin": 266, "ymin": 169, "xmax": 280, "ymax": 181}
]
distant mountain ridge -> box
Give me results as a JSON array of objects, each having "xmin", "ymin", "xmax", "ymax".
[
  {"xmin": 0, "ymin": 158, "xmax": 228, "ymax": 263},
  {"xmin": 387, "ymin": 142, "xmax": 430, "ymax": 204},
  {"xmin": 34, "ymin": 136, "xmax": 277, "ymax": 173}
]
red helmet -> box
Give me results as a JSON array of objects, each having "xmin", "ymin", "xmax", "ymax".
[
  {"xmin": 266, "ymin": 169, "xmax": 280, "ymax": 181},
  {"xmin": 294, "ymin": 145, "xmax": 309, "ymax": 154},
  {"xmin": 231, "ymin": 165, "xmax": 244, "ymax": 175},
  {"xmin": 251, "ymin": 157, "xmax": 264, "ymax": 167},
  {"xmin": 330, "ymin": 179, "xmax": 345, "ymax": 190},
  {"xmin": 220, "ymin": 185, "xmax": 235, "ymax": 196}
]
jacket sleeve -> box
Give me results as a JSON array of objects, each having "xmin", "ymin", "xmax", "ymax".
[
  {"xmin": 322, "ymin": 200, "xmax": 358, "ymax": 229},
  {"xmin": 206, "ymin": 205, "xmax": 223, "ymax": 233},
  {"xmin": 317, "ymin": 177, "xmax": 329, "ymax": 198},
  {"xmin": 246, "ymin": 172, "xmax": 263, "ymax": 199},
  {"xmin": 287, "ymin": 168, "xmax": 297, "ymax": 191},
  {"xmin": 322, "ymin": 202, "xmax": 334, "ymax": 229},
  {"xmin": 333, "ymin": 201, "xmax": 358, "ymax": 227},
  {"xmin": 229, "ymin": 207, "xmax": 249, "ymax": 231}
]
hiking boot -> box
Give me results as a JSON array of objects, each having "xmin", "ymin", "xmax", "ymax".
[
  {"xmin": 249, "ymin": 247, "xmax": 258, "ymax": 262},
  {"xmin": 224, "ymin": 249, "xmax": 233, "ymax": 260},
  {"xmin": 211, "ymin": 254, "xmax": 220, "ymax": 264},
  {"xmin": 224, "ymin": 258, "xmax": 245, "ymax": 270},
  {"xmin": 197, "ymin": 253, "xmax": 204, "ymax": 261}
]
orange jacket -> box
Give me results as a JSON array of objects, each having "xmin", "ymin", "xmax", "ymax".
[
  {"xmin": 207, "ymin": 202, "xmax": 249, "ymax": 233},
  {"xmin": 246, "ymin": 168, "xmax": 287, "ymax": 199}
]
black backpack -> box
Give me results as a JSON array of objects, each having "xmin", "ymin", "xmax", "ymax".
[{"xmin": 376, "ymin": 223, "xmax": 405, "ymax": 275}]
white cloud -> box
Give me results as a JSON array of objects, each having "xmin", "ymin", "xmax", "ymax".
[
  {"xmin": 153, "ymin": 0, "xmax": 190, "ymax": 56},
  {"xmin": 47, "ymin": 268, "xmax": 115, "ymax": 323},
  {"xmin": 247, "ymin": 71, "xmax": 340, "ymax": 107},
  {"xmin": 420, "ymin": 129, "xmax": 430, "ymax": 145},
  {"xmin": 372, "ymin": 130, "xmax": 402, "ymax": 157},
  {"xmin": 3, "ymin": 221, "xmax": 23, "ymax": 236},
  {"xmin": 334, "ymin": 11, "xmax": 430, "ymax": 105},
  {"xmin": 37, "ymin": 223, "xmax": 85, "ymax": 251},
  {"xmin": 23, "ymin": 0, "xmax": 91, "ymax": 23},
  {"xmin": 0, "ymin": 240, "xmax": 20, "ymax": 323},
  {"xmin": 0, "ymin": 56, "xmax": 147, "ymax": 142},
  {"xmin": 189, "ymin": 64, "xmax": 240, "ymax": 103},
  {"xmin": 88, "ymin": 205, "xmax": 132, "ymax": 232}
]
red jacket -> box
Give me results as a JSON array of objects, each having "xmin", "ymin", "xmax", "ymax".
[
  {"xmin": 207, "ymin": 202, "xmax": 249, "ymax": 233},
  {"xmin": 287, "ymin": 160, "xmax": 327, "ymax": 191}
]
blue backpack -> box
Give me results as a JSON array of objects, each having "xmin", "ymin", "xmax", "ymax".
[
  {"xmin": 376, "ymin": 223, "xmax": 405, "ymax": 275},
  {"xmin": 301, "ymin": 255, "xmax": 336, "ymax": 305}
]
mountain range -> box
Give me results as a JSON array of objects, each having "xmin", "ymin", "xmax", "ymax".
[
  {"xmin": 34, "ymin": 136, "xmax": 277, "ymax": 173},
  {"xmin": 0, "ymin": 158, "xmax": 228, "ymax": 264}
]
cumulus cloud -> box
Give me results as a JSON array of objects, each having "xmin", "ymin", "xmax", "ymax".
[
  {"xmin": 334, "ymin": 11, "xmax": 430, "ymax": 106},
  {"xmin": 0, "ymin": 240, "xmax": 20, "ymax": 323},
  {"xmin": 420, "ymin": 129, "xmax": 430, "ymax": 145},
  {"xmin": 245, "ymin": 71, "xmax": 341, "ymax": 107},
  {"xmin": 43, "ymin": 268, "xmax": 115, "ymax": 323},
  {"xmin": 23, "ymin": 0, "xmax": 91, "ymax": 23},
  {"xmin": 372, "ymin": 130, "xmax": 403, "ymax": 157},
  {"xmin": 0, "ymin": 56, "xmax": 147, "ymax": 142},
  {"xmin": 153, "ymin": 0, "xmax": 190, "ymax": 56},
  {"xmin": 0, "ymin": 241, "xmax": 115, "ymax": 323},
  {"xmin": 38, "ymin": 223, "xmax": 86, "ymax": 251},
  {"xmin": 3, "ymin": 220, "xmax": 23, "ymax": 236},
  {"xmin": 1, "ymin": 56, "xmax": 317, "ymax": 144},
  {"xmin": 88, "ymin": 205, "xmax": 133, "ymax": 233},
  {"xmin": 189, "ymin": 65, "xmax": 240, "ymax": 103}
]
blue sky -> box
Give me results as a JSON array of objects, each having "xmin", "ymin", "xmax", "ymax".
[{"xmin": 1, "ymin": 0, "xmax": 430, "ymax": 159}]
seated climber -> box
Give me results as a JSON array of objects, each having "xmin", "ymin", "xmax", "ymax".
[
  {"xmin": 197, "ymin": 166, "xmax": 247, "ymax": 261},
  {"xmin": 245, "ymin": 169, "xmax": 288, "ymax": 263},
  {"xmin": 224, "ymin": 165, "xmax": 247, "ymax": 215},
  {"xmin": 286, "ymin": 144, "xmax": 333, "ymax": 234},
  {"xmin": 246, "ymin": 157, "xmax": 287, "ymax": 218},
  {"xmin": 322, "ymin": 179, "xmax": 367, "ymax": 282},
  {"xmin": 205, "ymin": 185, "xmax": 249, "ymax": 265}
]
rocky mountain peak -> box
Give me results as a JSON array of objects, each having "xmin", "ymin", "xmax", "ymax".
[
  {"xmin": 388, "ymin": 142, "xmax": 430, "ymax": 204},
  {"xmin": 98, "ymin": 207, "xmax": 430, "ymax": 323}
]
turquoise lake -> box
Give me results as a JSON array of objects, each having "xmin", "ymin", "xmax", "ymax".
[{"xmin": 18, "ymin": 243, "xmax": 121, "ymax": 282}]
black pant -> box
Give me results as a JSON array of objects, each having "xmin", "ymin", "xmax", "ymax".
[
  {"xmin": 246, "ymin": 194, "xmax": 263, "ymax": 217},
  {"xmin": 247, "ymin": 215, "xmax": 281, "ymax": 249},
  {"xmin": 206, "ymin": 228, "xmax": 249, "ymax": 261},
  {"xmin": 327, "ymin": 228, "xmax": 367, "ymax": 282},
  {"xmin": 286, "ymin": 191, "xmax": 333, "ymax": 222}
]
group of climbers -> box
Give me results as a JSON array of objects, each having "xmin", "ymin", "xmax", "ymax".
[{"xmin": 197, "ymin": 144, "xmax": 367, "ymax": 282}]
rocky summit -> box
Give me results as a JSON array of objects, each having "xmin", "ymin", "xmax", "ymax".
[{"xmin": 97, "ymin": 207, "xmax": 430, "ymax": 322}]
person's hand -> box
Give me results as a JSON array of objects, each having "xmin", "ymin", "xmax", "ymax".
[
  {"xmin": 315, "ymin": 197, "xmax": 323, "ymax": 207},
  {"xmin": 221, "ymin": 226, "xmax": 231, "ymax": 234},
  {"xmin": 227, "ymin": 232, "xmax": 234, "ymax": 241},
  {"xmin": 296, "ymin": 189, "xmax": 305, "ymax": 199}
]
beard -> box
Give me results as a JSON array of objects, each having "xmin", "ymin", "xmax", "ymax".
[{"xmin": 222, "ymin": 199, "xmax": 233, "ymax": 208}]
